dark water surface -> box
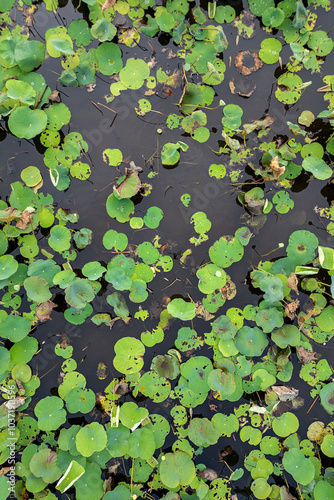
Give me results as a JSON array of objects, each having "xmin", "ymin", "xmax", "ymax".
[{"xmin": 1, "ymin": 0, "xmax": 334, "ymax": 498}]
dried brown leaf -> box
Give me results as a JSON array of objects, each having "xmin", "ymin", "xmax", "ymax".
[
  {"xmin": 36, "ymin": 301, "xmax": 56, "ymax": 322},
  {"xmin": 270, "ymin": 155, "xmax": 285, "ymax": 179},
  {"xmin": 16, "ymin": 208, "xmax": 33, "ymax": 229},
  {"xmin": 102, "ymin": 0, "xmax": 116, "ymax": 13},
  {"xmin": 0, "ymin": 467, "xmax": 10, "ymax": 476},
  {"xmin": 287, "ymin": 272, "xmax": 299, "ymax": 294},
  {"xmin": 48, "ymin": 90, "xmax": 61, "ymax": 103},
  {"xmin": 195, "ymin": 303, "xmax": 215, "ymax": 321},
  {"xmin": 271, "ymin": 385, "xmax": 299, "ymax": 402},
  {"xmin": 296, "ymin": 345, "xmax": 318, "ymax": 364},
  {"xmin": 220, "ymin": 280, "xmax": 237, "ymax": 300},
  {"xmin": 285, "ymin": 299, "xmax": 300, "ymax": 320},
  {"xmin": 234, "ymin": 51, "xmax": 263, "ymax": 75},
  {"xmin": 198, "ymin": 468, "xmax": 218, "ymax": 481},
  {"xmin": 86, "ymin": 83, "xmax": 96, "ymax": 93}
]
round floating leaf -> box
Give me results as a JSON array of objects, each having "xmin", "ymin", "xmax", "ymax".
[
  {"xmin": 137, "ymin": 241, "xmax": 160, "ymax": 264},
  {"xmin": 143, "ymin": 206, "xmax": 164, "ymax": 229},
  {"xmin": 262, "ymin": 7, "xmax": 284, "ymax": 27},
  {"xmin": 167, "ymin": 298, "xmax": 196, "ymax": 321},
  {"xmin": 212, "ymin": 413, "xmax": 239, "ymax": 437},
  {"xmin": 129, "ymin": 279, "xmax": 148, "ymax": 303},
  {"xmin": 275, "ymin": 72, "xmax": 304, "ymax": 105},
  {"xmin": 209, "ymin": 235, "xmax": 244, "ymax": 268},
  {"xmin": 151, "ymin": 353, "xmax": 180, "ymax": 380},
  {"xmin": 197, "ymin": 264, "xmax": 226, "ymax": 294},
  {"xmin": 21, "ymin": 166, "xmax": 42, "ymax": 187},
  {"xmin": 45, "ymin": 102, "xmax": 71, "ymax": 131},
  {"xmin": 34, "ymin": 396, "xmax": 66, "ymax": 431},
  {"xmin": 321, "ymin": 434, "xmax": 334, "ymax": 458},
  {"xmin": 95, "ymin": 42, "xmax": 123, "ymax": 75},
  {"xmin": 66, "ymin": 388, "xmax": 96, "ymax": 414},
  {"xmin": 65, "ymin": 279, "xmax": 95, "ymax": 309},
  {"xmin": 302, "ymin": 157, "xmax": 332, "ymax": 180},
  {"xmin": 91, "ymin": 18, "xmax": 117, "ymax": 42},
  {"xmin": 208, "ymin": 369, "xmax": 236, "ymax": 396},
  {"xmin": 114, "ymin": 337, "xmax": 145, "ymax": 374},
  {"xmin": 188, "ymin": 418, "xmax": 220, "ymax": 447},
  {"xmin": 103, "ymin": 148, "xmax": 123, "ymax": 167},
  {"xmin": 320, "ymin": 382, "xmax": 334, "ymax": 415},
  {"xmin": 161, "ymin": 142, "xmax": 180, "ymax": 166},
  {"xmin": 272, "ymin": 191, "xmax": 294, "ymax": 214},
  {"xmin": 234, "ymin": 326, "xmax": 268, "ymax": 357},
  {"xmin": 138, "ymin": 371, "xmax": 171, "ymax": 403},
  {"xmin": 30, "ymin": 448, "xmax": 62, "ymax": 484},
  {"xmin": 272, "ymin": 325, "xmax": 300, "ymax": 349},
  {"xmin": 259, "ymin": 38, "xmax": 282, "ymax": 64},
  {"xmin": 286, "ymin": 230, "xmax": 319, "ymax": 265},
  {"xmin": 114, "ymin": 169, "xmax": 141, "ymax": 199},
  {"xmin": 119, "ymin": 58, "xmax": 150, "ymax": 89},
  {"xmin": 209, "ymin": 163, "xmax": 226, "ymax": 179},
  {"xmin": 68, "ymin": 19, "xmax": 93, "ymax": 46},
  {"xmin": 104, "ymin": 485, "xmax": 131, "ymax": 500},
  {"xmin": 251, "ymin": 478, "xmax": 272, "ymax": 500},
  {"xmin": 0, "ymin": 314, "xmax": 31, "ymax": 342},
  {"xmin": 0, "ymin": 255, "xmax": 18, "ymax": 280},
  {"xmin": 159, "ymin": 451, "xmax": 196, "ymax": 489},
  {"xmin": 314, "ymin": 480, "xmax": 334, "ymax": 500},
  {"xmin": 119, "ymin": 402, "xmax": 149, "ymax": 429},
  {"xmin": 76, "ymin": 422, "xmax": 107, "ymax": 457},
  {"xmin": 8, "ymin": 107, "xmax": 47, "ymax": 140},
  {"xmin": 272, "ymin": 412, "xmax": 299, "ymax": 437},
  {"xmin": 70, "ymin": 162, "xmax": 91, "ymax": 180},
  {"xmin": 222, "ymin": 104, "xmax": 243, "ymax": 129},
  {"xmin": 24, "ymin": 276, "xmax": 51, "ymax": 303},
  {"xmin": 49, "ymin": 225, "xmax": 71, "ymax": 253},
  {"xmin": 106, "ymin": 193, "xmax": 134, "ymax": 223},
  {"xmin": 181, "ymin": 356, "xmax": 212, "ymax": 393},
  {"xmin": 82, "ymin": 261, "xmax": 105, "ymax": 280},
  {"xmin": 256, "ymin": 307, "xmax": 284, "ymax": 333},
  {"xmin": 14, "ymin": 39, "xmax": 45, "ymax": 72},
  {"xmin": 282, "ymin": 448, "xmax": 315, "ymax": 485}
]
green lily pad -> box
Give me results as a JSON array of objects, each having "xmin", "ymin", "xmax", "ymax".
[
  {"xmin": 76, "ymin": 422, "xmax": 107, "ymax": 457},
  {"xmin": 197, "ymin": 264, "xmax": 226, "ymax": 294},
  {"xmin": 30, "ymin": 448, "xmax": 62, "ymax": 484},
  {"xmin": 114, "ymin": 337, "xmax": 145, "ymax": 374},
  {"xmin": 272, "ymin": 325, "xmax": 300, "ymax": 349},
  {"xmin": 24, "ymin": 276, "xmax": 51, "ymax": 303},
  {"xmin": 14, "ymin": 39, "xmax": 45, "ymax": 72},
  {"xmin": 259, "ymin": 38, "xmax": 282, "ymax": 64},
  {"xmin": 65, "ymin": 279, "xmax": 95, "ymax": 309},
  {"xmin": 91, "ymin": 18, "xmax": 117, "ymax": 42},
  {"xmin": 119, "ymin": 58, "xmax": 150, "ymax": 89},
  {"xmin": 0, "ymin": 255, "xmax": 18, "ymax": 280},
  {"xmin": 138, "ymin": 371, "xmax": 171, "ymax": 403},
  {"xmin": 286, "ymin": 230, "xmax": 319, "ymax": 265},
  {"xmin": 159, "ymin": 451, "xmax": 196, "ymax": 489},
  {"xmin": 167, "ymin": 298, "xmax": 196, "ymax": 320},
  {"xmin": 234, "ymin": 326, "xmax": 268, "ymax": 357},
  {"xmin": 34, "ymin": 396, "xmax": 67, "ymax": 431},
  {"xmin": 273, "ymin": 191, "xmax": 294, "ymax": 214},
  {"xmin": 282, "ymin": 447, "xmax": 315, "ymax": 485},
  {"xmin": 95, "ymin": 42, "xmax": 123, "ymax": 75},
  {"xmin": 320, "ymin": 382, "xmax": 334, "ymax": 415},
  {"xmin": 49, "ymin": 225, "xmax": 71, "ymax": 253},
  {"xmin": 275, "ymin": 72, "xmax": 304, "ymax": 104},
  {"xmin": 272, "ymin": 412, "xmax": 299, "ymax": 437},
  {"xmin": 21, "ymin": 166, "xmax": 42, "ymax": 187},
  {"xmin": 8, "ymin": 107, "xmax": 47, "ymax": 140},
  {"xmin": 66, "ymin": 388, "xmax": 96, "ymax": 414},
  {"xmin": 302, "ymin": 157, "xmax": 332, "ymax": 180},
  {"xmin": 151, "ymin": 353, "xmax": 180, "ymax": 379},
  {"xmin": 106, "ymin": 193, "xmax": 134, "ymax": 223},
  {"xmin": 143, "ymin": 206, "xmax": 164, "ymax": 229},
  {"xmin": 209, "ymin": 235, "xmax": 244, "ymax": 268},
  {"xmin": 0, "ymin": 314, "xmax": 31, "ymax": 342}
]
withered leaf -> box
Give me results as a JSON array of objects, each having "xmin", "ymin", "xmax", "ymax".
[
  {"xmin": 16, "ymin": 208, "xmax": 33, "ymax": 229},
  {"xmin": 96, "ymin": 362, "xmax": 109, "ymax": 380},
  {"xmin": 270, "ymin": 155, "xmax": 285, "ymax": 179},
  {"xmin": 220, "ymin": 280, "xmax": 237, "ymax": 300},
  {"xmin": 285, "ymin": 299, "xmax": 300, "ymax": 320},
  {"xmin": 198, "ymin": 468, "xmax": 218, "ymax": 481},
  {"xmin": 234, "ymin": 51, "xmax": 263, "ymax": 76},
  {"xmin": 48, "ymin": 90, "xmax": 61, "ymax": 103},
  {"xmin": 195, "ymin": 303, "xmax": 215, "ymax": 321},
  {"xmin": 114, "ymin": 168, "xmax": 141, "ymax": 198},
  {"xmin": 86, "ymin": 83, "xmax": 96, "ymax": 93},
  {"xmin": 0, "ymin": 467, "xmax": 10, "ymax": 476},
  {"xmin": 287, "ymin": 272, "xmax": 299, "ymax": 294},
  {"xmin": 271, "ymin": 385, "xmax": 299, "ymax": 402},
  {"xmin": 102, "ymin": 0, "xmax": 116, "ymax": 13},
  {"xmin": 296, "ymin": 345, "xmax": 318, "ymax": 364},
  {"xmin": 36, "ymin": 301, "xmax": 56, "ymax": 322}
]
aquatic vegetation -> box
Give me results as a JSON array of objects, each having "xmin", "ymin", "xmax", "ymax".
[{"xmin": 0, "ymin": 0, "xmax": 333, "ymax": 499}]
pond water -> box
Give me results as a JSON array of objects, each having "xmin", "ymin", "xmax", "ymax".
[{"xmin": 0, "ymin": 0, "xmax": 334, "ymax": 499}]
